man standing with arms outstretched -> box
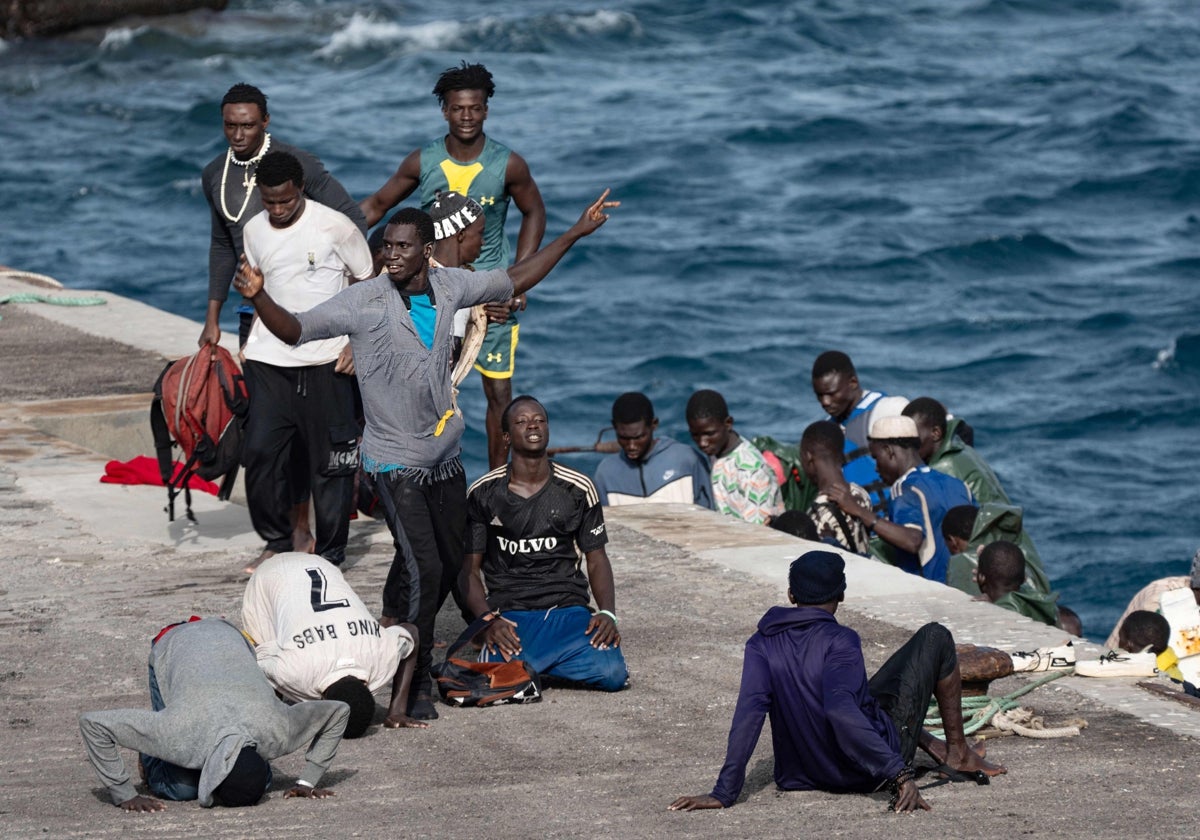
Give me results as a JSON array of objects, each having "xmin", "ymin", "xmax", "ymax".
[
  {"xmin": 359, "ymin": 62, "xmax": 546, "ymax": 469},
  {"xmin": 235, "ymin": 190, "xmax": 618, "ymax": 720}
]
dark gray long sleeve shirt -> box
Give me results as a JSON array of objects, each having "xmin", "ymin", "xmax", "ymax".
[{"xmin": 296, "ymin": 267, "xmax": 513, "ymax": 471}]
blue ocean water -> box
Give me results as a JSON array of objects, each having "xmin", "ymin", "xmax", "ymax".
[{"xmin": 1, "ymin": 0, "xmax": 1197, "ymax": 641}]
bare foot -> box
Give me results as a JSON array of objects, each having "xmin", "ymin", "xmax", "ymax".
[
  {"xmin": 244, "ymin": 548, "xmax": 275, "ymax": 576},
  {"xmin": 293, "ymin": 529, "xmax": 316, "ymax": 554},
  {"xmin": 384, "ymin": 714, "xmax": 430, "ymax": 729},
  {"xmin": 944, "ymin": 741, "xmax": 1006, "ymax": 777}
]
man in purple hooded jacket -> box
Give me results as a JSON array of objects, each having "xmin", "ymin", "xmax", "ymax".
[{"xmin": 669, "ymin": 550, "xmax": 1004, "ymax": 814}]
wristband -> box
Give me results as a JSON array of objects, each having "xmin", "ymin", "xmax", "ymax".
[
  {"xmin": 480, "ymin": 611, "xmax": 498, "ymax": 622},
  {"xmin": 295, "ymin": 779, "xmax": 315, "ymax": 789},
  {"xmin": 597, "ymin": 609, "xmax": 618, "ymax": 625}
]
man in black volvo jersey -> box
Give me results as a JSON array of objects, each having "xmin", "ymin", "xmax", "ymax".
[{"xmin": 460, "ymin": 395, "xmax": 627, "ymax": 691}]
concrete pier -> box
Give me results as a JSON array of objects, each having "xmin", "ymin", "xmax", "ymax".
[{"xmin": 1, "ymin": 270, "xmax": 1194, "ymax": 838}]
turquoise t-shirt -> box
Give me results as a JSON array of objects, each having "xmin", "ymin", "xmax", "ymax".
[{"xmin": 408, "ymin": 294, "xmax": 435, "ymax": 349}]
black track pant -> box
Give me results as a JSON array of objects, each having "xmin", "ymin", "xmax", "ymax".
[
  {"xmin": 867, "ymin": 622, "xmax": 957, "ymax": 763},
  {"xmin": 242, "ymin": 360, "xmax": 357, "ymax": 565},
  {"xmin": 376, "ymin": 467, "xmax": 468, "ymax": 691}
]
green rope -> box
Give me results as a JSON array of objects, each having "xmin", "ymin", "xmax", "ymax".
[
  {"xmin": 0, "ymin": 292, "xmax": 107, "ymax": 320},
  {"xmin": 924, "ymin": 670, "xmax": 1068, "ymax": 738}
]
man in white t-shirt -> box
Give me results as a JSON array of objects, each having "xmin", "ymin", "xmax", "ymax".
[
  {"xmin": 242, "ymin": 552, "xmax": 427, "ymax": 734},
  {"xmin": 239, "ymin": 151, "xmax": 375, "ymax": 575}
]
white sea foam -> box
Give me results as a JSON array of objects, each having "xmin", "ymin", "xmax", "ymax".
[
  {"xmin": 170, "ymin": 177, "xmax": 202, "ymax": 194},
  {"xmin": 558, "ymin": 9, "xmax": 641, "ymax": 37},
  {"xmin": 1153, "ymin": 339, "xmax": 1176, "ymax": 370},
  {"xmin": 316, "ymin": 13, "xmax": 467, "ymax": 58},
  {"xmin": 99, "ymin": 26, "xmax": 146, "ymax": 51}
]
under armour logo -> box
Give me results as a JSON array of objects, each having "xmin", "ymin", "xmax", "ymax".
[
  {"xmin": 487, "ymin": 352, "xmax": 502, "ymax": 362},
  {"xmin": 479, "ymin": 196, "xmax": 496, "ymax": 205}
]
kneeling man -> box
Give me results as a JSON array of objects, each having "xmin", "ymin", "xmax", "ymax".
[
  {"xmin": 243, "ymin": 552, "xmax": 425, "ymax": 733},
  {"xmin": 670, "ymin": 550, "xmax": 1003, "ymax": 814},
  {"xmin": 461, "ymin": 395, "xmax": 628, "ymax": 691},
  {"xmin": 79, "ymin": 618, "xmax": 349, "ymax": 811}
]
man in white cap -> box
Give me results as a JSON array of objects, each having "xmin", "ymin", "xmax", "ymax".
[{"xmin": 829, "ymin": 414, "xmax": 972, "ymax": 583}]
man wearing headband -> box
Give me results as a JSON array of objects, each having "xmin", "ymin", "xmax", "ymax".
[
  {"xmin": 428, "ymin": 190, "xmax": 486, "ymax": 364},
  {"xmin": 670, "ymin": 550, "xmax": 1003, "ymax": 814}
]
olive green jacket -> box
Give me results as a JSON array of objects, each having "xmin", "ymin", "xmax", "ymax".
[
  {"xmin": 945, "ymin": 502, "xmax": 1052, "ymax": 596},
  {"xmin": 928, "ymin": 417, "xmax": 1010, "ymax": 506}
]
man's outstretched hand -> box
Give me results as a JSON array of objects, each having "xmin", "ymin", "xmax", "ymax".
[
  {"xmin": 668, "ymin": 794, "xmax": 723, "ymax": 811},
  {"xmin": 570, "ymin": 189, "xmax": 620, "ymax": 238}
]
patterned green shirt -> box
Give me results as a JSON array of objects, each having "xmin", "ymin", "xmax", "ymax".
[{"xmin": 710, "ymin": 437, "xmax": 785, "ymax": 525}]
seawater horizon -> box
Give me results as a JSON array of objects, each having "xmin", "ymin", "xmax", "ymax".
[{"xmin": 1, "ymin": 0, "xmax": 1197, "ymax": 641}]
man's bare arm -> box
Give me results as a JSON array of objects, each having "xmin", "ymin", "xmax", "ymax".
[
  {"xmin": 234, "ymin": 256, "xmax": 302, "ymax": 344},
  {"xmin": 359, "ymin": 150, "xmax": 421, "ymax": 227},
  {"xmin": 384, "ymin": 623, "xmax": 429, "ymax": 730},
  {"xmin": 584, "ymin": 548, "xmax": 620, "ymax": 649},
  {"xmin": 507, "ymin": 190, "xmax": 619, "ymax": 297},
  {"xmin": 506, "ymin": 152, "xmax": 546, "ymax": 262}
]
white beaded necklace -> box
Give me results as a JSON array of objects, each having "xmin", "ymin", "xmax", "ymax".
[{"xmin": 219, "ymin": 133, "xmax": 272, "ymax": 224}]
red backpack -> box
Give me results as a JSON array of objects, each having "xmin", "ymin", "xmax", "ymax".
[{"xmin": 150, "ymin": 346, "xmax": 249, "ymax": 521}]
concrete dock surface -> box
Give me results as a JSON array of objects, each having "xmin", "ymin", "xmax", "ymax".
[{"xmin": 1, "ymin": 271, "xmax": 1197, "ymax": 839}]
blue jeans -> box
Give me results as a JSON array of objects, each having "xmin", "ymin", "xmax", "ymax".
[
  {"xmin": 480, "ymin": 606, "xmax": 627, "ymax": 692},
  {"xmin": 140, "ymin": 660, "xmax": 202, "ymax": 801}
]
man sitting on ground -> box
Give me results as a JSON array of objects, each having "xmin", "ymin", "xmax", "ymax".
[
  {"xmin": 903, "ymin": 397, "xmax": 1010, "ymax": 506},
  {"xmin": 799, "ymin": 420, "xmax": 872, "ymax": 555},
  {"xmin": 1105, "ymin": 549, "xmax": 1200, "ymax": 649},
  {"xmin": 242, "ymin": 552, "xmax": 426, "ymax": 735},
  {"xmin": 1104, "ymin": 610, "xmax": 1197, "ymax": 692},
  {"xmin": 79, "ymin": 618, "xmax": 349, "ymax": 812},
  {"xmin": 974, "ymin": 541, "xmax": 1081, "ymax": 635},
  {"xmin": 462, "ymin": 395, "xmax": 627, "ymax": 691},
  {"xmin": 594, "ymin": 392, "xmax": 714, "ymax": 509},
  {"xmin": 668, "ymin": 550, "xmax": 1004, "ymax": 814},
  {"xmin": 685, "ymin": 389, "xmax": 782, "ymax": 525},
  {"xmin": 832, "ymin": 416, "xmax": 972, "ymax": 583}
]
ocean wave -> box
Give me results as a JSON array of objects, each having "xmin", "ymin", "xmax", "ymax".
[
  {"xmin": 1154, "ymin": 333, "xmax": 1200, "ymax": 372},
  {"xmin": 1058, "ymin": 162, "xmax": 1200, "ymax": 205},
  {"xmin": 1077, "ymin": 311, "xmax": 1134, "ymax": 331},
  {"xmin": 315, "ymin": 13, "xmax": 469, "ymax": 57},
  {"xmin": 726, "ymin": 116, "xmax": 878, "ymax": 147},
  {"xmin": 922, "ymin": 232, "xmax": 1082, "ymax": 275},
  {"xmin": 99, "ymin": 26, "xmax": 147, "ymax": 51},
  {"xmin": 1132, "ymin": 256, "xmax": 1200, "ymax": 278},
  {"xmin": 316, "ymin": 8, "xmax": 640, "ymax": 58},
  {"xmin": 962, "ymin": 0, "xmax": 1122, "ymax": 19}
]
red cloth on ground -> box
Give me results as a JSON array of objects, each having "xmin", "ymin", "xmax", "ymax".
[{"xmin": 100, "ymin": 455, "xmax": 220, "ymax": 495}]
